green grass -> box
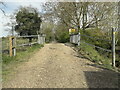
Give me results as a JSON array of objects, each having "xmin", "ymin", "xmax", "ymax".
[
  {"xmin": 78, "ymin": 41, "xmax": 113, "ymax": 70},
  {"xmin": 2, "ymin": 44, "xmax": 43, "ymax": 64},
  {"xmin": 2, "ymin": 37, "xmax": 9, "ymax": 50},
  {"xmin": 2, "ymin": 44, "xmax": 44, "ymax": 81}
]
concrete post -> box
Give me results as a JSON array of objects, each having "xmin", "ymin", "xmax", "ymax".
[
  {"xmin": 78, "ymin": 32, "xmax": 80, "ymax": 46},
  {"xmin": 38, "ymin": 35, "xmax": 41, "ymax": 44},
  {"xmin": 38, "ymin": 34, "xmax": 45, "ymax": 44}
]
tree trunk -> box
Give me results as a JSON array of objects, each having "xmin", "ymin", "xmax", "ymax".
[
  {"xmin": 95, "ymin": 15, "xmax": 98, "ymax": 29},
  {"xmin": 82, "ymin": 5, "xmax": 86, "ymax": 32},
  {"xmin": 82, "ymin": 3, "xmax": 88, "ymax": 33}
]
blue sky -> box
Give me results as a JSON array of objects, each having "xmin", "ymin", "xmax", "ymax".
[
  {"xmin": 0, "ymin": 0, "xmax": 118, "ymax": 37},
  {"xmin": 0, "ymin": 0, "xmax": 47, "ymax": 37}
]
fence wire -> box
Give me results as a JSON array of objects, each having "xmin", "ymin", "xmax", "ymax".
[
  {"xmin": 81, "ymin": 41, "xmax": 112, "ymax": 52},
  {"xmin": 81, "ymin": 34, "xmax": 111, "ymax": 42},
  {"xmin": 70, "ymin": 34, "xmax": 112, "ymax": 53}
]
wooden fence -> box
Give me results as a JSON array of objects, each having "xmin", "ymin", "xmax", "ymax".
[
  {"xmin": 9, "ymin": 34, "xmax": 45, "ymax": 57},
  {"xmin": 70, "ymin": 28, "xmax": 116, "ymax": 67}
]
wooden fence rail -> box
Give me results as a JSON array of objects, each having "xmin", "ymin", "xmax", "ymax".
[{"xmin": 9, "ymin": 34, "xmax": 45, "ymax": 57}]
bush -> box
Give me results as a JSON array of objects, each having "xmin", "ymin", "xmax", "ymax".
[
  {"xmin": 78, "ymin": 42, "xmax": 112, "ymax": 69},
  {"xmin": 42, "ymin": 22, "xmax": 54, "ymax": 43},
  {"xmin": 80, "ymin": 28, "xmax": 120, "ymax": 68},
  {"xmin": 55, "ymin": 29, "xmax": 69, "ymax": 43},
  {"xmin": 2, "ymin": 44, "xmax": 43, "ymax": 64}
]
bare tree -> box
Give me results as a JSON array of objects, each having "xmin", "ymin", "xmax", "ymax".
[
  {"xmin": 42, "ymin": 2, "xmax": 118, "ymax": 33},
  {"xmin": 0, "ymin": 1, "xmax": 6, "ymax": 15}
]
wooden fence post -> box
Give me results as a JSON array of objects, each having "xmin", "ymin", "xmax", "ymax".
[
  {"xmin": 112, "ymin": 28, "xmax": 116, "ymax": 67},
  {"xmin": 9, "ymin": 36, "xmax": 16, "ymax": 57},
  {"xmin": 9, "ymin": 36, "xmax": 13, "ymax": 57}
]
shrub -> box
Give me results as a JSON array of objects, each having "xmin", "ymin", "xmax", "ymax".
[{"xmin": 55, "ymin": 29, "xmax": 69, "ymax": 43}]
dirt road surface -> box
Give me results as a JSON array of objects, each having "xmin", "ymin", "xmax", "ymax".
[{"xmin": 3, "ymin": 43, "xmax": 119, "ymax": 88}]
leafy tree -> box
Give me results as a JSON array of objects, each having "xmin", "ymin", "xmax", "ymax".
[
  {"xmin": 15, "ymin": 6, "xmax": 42, "ymax": 42},
  {"xmin": 42, "ymin": 22, "xmax": 54, "ymax": 43},
  {"xmin": 55, "ymin": 24, "xmax": 69, "ymax": 43}
]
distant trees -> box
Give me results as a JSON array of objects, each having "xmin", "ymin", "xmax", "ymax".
[
  {"xmin": 55, "ymin": 23, "xmax": 69, "ymax": 43},
  {"xmin": 15, "ymin": 6, "xmax": 42, "ymax": 42},
  {"xmin": 42, "ymin": 2, "xmax": 118, "ymax": 32},
  {"xmin": 42, "ymin": 2, "xmax": 118, "ymax": 43},
  {"xmin": 42, "ymin": 22, "xmax": 54, "ymax": 43}
]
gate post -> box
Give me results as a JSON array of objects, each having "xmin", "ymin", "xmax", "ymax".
[
  {"xmin": 43, "ymin": 34, "xmax": 46, "ymax": 44},
  {"xmin": 38, "ymin": 34, "xmax": 45, "ymax": 44},
  {"xmin": 38, "ymin": 35, "xmax": 41, "ymax": 44},
  {"xmin": 13, "ymin": 37, "xmax": 16, "ymax": 56},
  {"xmin": 78, "ymin": 32, "xmax": 80, "ymax": 46},
  {"xmin": 9, "ymin": 36, "xmax": 16, "ymax": 56}
]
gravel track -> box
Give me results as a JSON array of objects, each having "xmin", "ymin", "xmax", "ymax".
[{"xmin": 3, "ymin": 43, "xmax": 119, "ymax": 88}]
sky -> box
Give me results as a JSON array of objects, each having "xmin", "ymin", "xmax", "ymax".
[
  {"xmin": 0, "ymin": 0, "xmax": 119, "ymax": 37},
  {"xmin": 0, "ymin": 0, "xmax": 77, "ymax": 37},
  {"xmin": 0, "ymin": 0, "xmax": 48, "ymax": 37}
]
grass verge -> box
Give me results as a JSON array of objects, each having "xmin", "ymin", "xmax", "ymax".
[
  {"xmin": 78, "ymin": 42, "xmax": 113, "ymax": 70},
  {"xmin": 2, "ymin": 44, "xmax": 44, "ymax": 81}
]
